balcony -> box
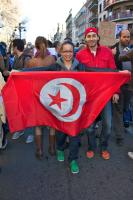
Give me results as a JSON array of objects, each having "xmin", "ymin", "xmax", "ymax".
[
  {"xmin": 108, "ymin": 11, "xmax": 133, "ymax": 21},
  {"xmin": 88, "ymin": 1, "xmax": 98, "ymax": 11},
  {"xmin": 104, "ymin": 0, "xmax": 129, "ymax": 10},
  {"xmin": 88, "ymin": 14, "xmax": 98, "ymax": 23}
]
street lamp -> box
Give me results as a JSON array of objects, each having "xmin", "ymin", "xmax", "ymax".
[
  {"xmin": 14, "ymin": 22, "xmax": 26, "ymax": 39},
  {"xmin": 0, "ymin": 14, "xmax": 4, "ymax": 28}
]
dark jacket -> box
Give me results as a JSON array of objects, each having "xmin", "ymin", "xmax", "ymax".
[
  {"xmin": 13, "ymin": 53, "xmax": 32, "ymax": 70},
  {"xmin": 119, "ymin": 50, "xmax": 133, "ymax": 92}
]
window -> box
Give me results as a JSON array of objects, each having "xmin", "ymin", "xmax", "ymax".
[
  {"xmin": 99, "ymin": 3, "xmax": 102, "ymax": 13},
  {"xmin": 103, "ymin": 15, "xmax": 106, "ymax": 20}
]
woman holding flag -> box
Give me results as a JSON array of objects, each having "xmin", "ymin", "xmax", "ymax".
[{"xmin": 23, "ymin": 40, "xmax": 120, "ymax": 174}]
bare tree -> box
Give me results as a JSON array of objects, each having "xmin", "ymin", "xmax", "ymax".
[{"xmin": 0, "ymin": 0, "xmax": 20, "ymax": 43}]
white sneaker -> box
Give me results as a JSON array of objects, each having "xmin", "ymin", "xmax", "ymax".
[
  {"xmin": 128, "ymin": 152, "xmax": 133, "ymax": 159},
  {"xmin": 25, "ymin": 135, "xmax": 34, "ymax": 144},
  {"xmin": 12, "ymin": 131, "xmax": 24, "ymax": 140}
]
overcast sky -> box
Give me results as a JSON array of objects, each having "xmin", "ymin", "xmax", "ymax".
[{"xmin": 18, "ymin": 0, "xmax": 85, "ymax": 43}]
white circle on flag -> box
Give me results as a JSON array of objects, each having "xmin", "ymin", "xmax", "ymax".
[{"xmin": 40, "ymin": 78, "xmax": 86, "ymax": 122}]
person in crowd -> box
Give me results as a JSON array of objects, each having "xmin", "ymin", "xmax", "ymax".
[
  {"xmin": 0, "ymin": 53, "xmax": 5, "ymax": 74},
  {"xmin": 53, "ymin": 41, "xmax": 61, "ymax": 59},
  {"xmin": 76, "ymin": 27, "xmax": 118, "ymax": 160},
  {"xmin": 0, "ymin": 42, "xmax": 8, "ymax": 68},
  {"xmin": 27, "ymin": 36, "xmax": 56, "ymax": 158},
  {"xmin": 11, "ymin": 39, "xmax": 33, "ymax": 141},
  {"xmin": 129, "ymin": 29, "xmax": 133, "ymax": 49},
  {"xmin": 111, "ymin": 30, "xmax": 132, "ymax": 145},
  {"xmin": 119, "ymin": 49, "xmax": 133, "ymax": 159},
  {"xmin": 12, "ymin": 39, "xmax": 32, "ymax": 70},
  {"xmin": 23, "ymin": 42, "xmax": 34, "ymax": 58},
  {"xmin": 0, "ymin": 72, "xmax": 6, "ymax": 150}
]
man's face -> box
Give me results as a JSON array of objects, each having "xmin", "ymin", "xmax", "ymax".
[
  {"xmin": 120, "ymin": 30, "xmax": 130, "ymax": 47},
  {"xmin": 85, "ymin": 32, "xmax": 99, "ymax": 48}
]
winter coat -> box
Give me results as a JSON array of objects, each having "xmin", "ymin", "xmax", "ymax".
[{"xmin": 119, "ymin": 50, "xmax": 133, "ymax": 92}]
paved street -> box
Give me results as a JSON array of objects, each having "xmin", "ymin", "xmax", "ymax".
[{"xmin": 0, "ymin": 127, "xmax": 133, "ymax": 200}]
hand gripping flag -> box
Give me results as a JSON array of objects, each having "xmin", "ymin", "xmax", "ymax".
[{"xmin": 2, "ymin": 71, "xmax": 130, "ymax": 136}]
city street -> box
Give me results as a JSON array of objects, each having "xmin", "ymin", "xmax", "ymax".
[
  {"xmin": 0, "ymin": 0, "xmax": 133, "ymax": 199},
  {"xmin": 0, "ymin": 127, "xmax": 133, "ymax": 200}
]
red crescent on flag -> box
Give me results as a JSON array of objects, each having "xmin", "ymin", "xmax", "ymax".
[{"xmin": 60, "ymin": 83, "xmax": 80, "ymax": 118}]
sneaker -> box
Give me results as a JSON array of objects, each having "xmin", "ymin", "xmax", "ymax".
[
  {"xmin": 70, "ymin": 160, "xmax": 79, "ymax": 174},
  {"xmin": 57, "ymin": 150, "xmax": 64, "ymax": 162},
  {"xmin": 86, "ymin": 150, "xmax": 95, "ymax": 159},
  {"xmin": 101, "ymin": 150, "xmax": 110, "ymax": 160},
  {"xmin": 26, "ymin": 135, "xmax": 34, "ymax": 144},
  {"xmin": 12, "ymin": 131, "xmax": 24, "ymax": 140},
  {"xmin": 128, "ymin": 152, "xmax": 133, "ymax": 159}
]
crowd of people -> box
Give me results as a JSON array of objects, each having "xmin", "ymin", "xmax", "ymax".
[{"xmin": 0, "ymin": 26, "xmax": 133, "ymax": 174}]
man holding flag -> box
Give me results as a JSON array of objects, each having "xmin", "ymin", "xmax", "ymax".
[{"xmin": 76, "ymin": 27, "xmax": 120, "ymax": 160}]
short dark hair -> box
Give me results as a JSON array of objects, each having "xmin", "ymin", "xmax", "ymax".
[
  {"xmin": 64, "ymin": 37, "xmax": 72, "ymax": 42},
  {"xmin": 60, "ymin": 41, "xmax": 75, "ymax": 51},
  {"xmin": 12, "ymin": 39, "xmax": 24, "ymax": 51}
]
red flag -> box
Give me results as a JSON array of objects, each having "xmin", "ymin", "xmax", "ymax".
[{"xmin": 2, "ymin": 72, "xmax": 130, "ymax": 136}]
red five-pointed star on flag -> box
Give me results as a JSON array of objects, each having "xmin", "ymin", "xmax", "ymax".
[{"xmin": 48, "ymin": 90, "xmax": 67, "ymax": 109}]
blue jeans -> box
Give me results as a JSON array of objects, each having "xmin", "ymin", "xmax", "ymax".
[
  {"xmin": 86, "ymin": 101, "xmax": 112, "ymax": 151},
  {"xmin": 56, "ymin": 131, "xmax": 80, "ymax": 162},
  {"xmin": 123, "ymin": 110, "xmax": 132, "ymax": 123},
  {"xmin": 122, "ymin": 85, "xmax": 132, "ymax": 123}
]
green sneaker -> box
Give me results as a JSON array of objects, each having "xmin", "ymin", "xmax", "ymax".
[
  {"xmin": 70, "ymin": 160, "xmax": 79, "ymax": 174},
  {"xmin": 57, "ymin": 150, "xmax": 64, "ymax": 162}
]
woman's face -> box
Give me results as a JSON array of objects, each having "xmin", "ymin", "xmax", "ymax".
[{"xmin": 61, "ymin": 44, "xmax": 74, "ymax": 62}]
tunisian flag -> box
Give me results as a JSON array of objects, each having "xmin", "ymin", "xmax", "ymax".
[{"xmin": 2, "ymin": 71, "xmax": 130, "ymax": 136}]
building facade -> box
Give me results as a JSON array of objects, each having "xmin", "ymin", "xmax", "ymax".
[
  {"xmin": 74, "ymin": 5, "xmax": 87, "ymax": 44},
  {"xmin": 66, "ymin": 10, "xmax": 73, "ymax": 39},
  {"xmin": 86, "ymin": 0, "xmax": 98, "ymax": 28},
  {"xmin": 98, "ymin": 0, "xmax": 108, "ymax": 25},
  {"xmin": 104, "ymin": 0, "xmax": 133, "ymax": 29}
]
